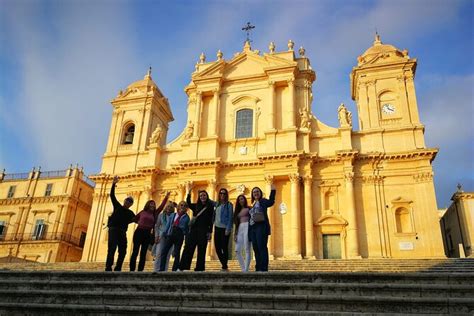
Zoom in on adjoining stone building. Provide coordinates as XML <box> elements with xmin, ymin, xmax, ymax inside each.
<box><xmin>0</xmin><ymin>166</ymin><xmax>94</xmax><ymax>262</ymax></box>
<box><xmin>440</xmin><ymin>185</ymin><xmax>473</xmax><ymax>258</ymax></box>
<box><xmin>82</xmin><ymin>34</ymin><xmax>445</xmax><ymax>262</ymax></box>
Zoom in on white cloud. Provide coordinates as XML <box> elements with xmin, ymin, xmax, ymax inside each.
<box><xmin>4</xmin><ymin>2</ymin><xmax>141</xmax><ymax>173</ymax></box>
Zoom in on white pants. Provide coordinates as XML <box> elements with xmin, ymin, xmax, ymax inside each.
<box><xmin>235</xmin><ymin>222</ymin><xmax>251</xmax><ymax>272</ymax></box>
<box><xmin>153</xmin><ymin>240</ymin><xmax>173</xmax><ymax>272</ymax></box>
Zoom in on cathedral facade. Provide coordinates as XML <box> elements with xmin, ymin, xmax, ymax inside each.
<box><xmin>81</xmin><ymin>35</ymin><xmax>444</xmax><ymax>262</ymax></box>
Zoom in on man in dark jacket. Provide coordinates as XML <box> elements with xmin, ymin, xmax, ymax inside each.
<box><xmin>105</xmin><ymin>176</ymin><xmax>136</xmax><ymax>271</ymax></box>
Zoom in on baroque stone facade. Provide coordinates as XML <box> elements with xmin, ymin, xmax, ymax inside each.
<box><xmin>82</xmin><ymin>35</ymin><xmax>445</xmax><ymax>262</ymax></box>
<box><xmin>0</xmin><ymin>166</ymin><xmax>94</xmax><ymax>262</ymax></box>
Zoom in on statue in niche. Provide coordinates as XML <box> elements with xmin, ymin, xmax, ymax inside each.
<box><xmin>184</xmin><ymin>121</ymin><xmax>194</xmax><ymax>139</ymax></box>
<box><xmin>149</xmin><ymin>123</ymin><xmax>163</xmax><ymax>144</ymax></box>
<box><xmin>299</xmin><ymin>107</ymin><xmax>311</xmax><ymax>129</ymax></box>
<box><xmin>338</xmin><ymin>103</ymin><xmax>352</xmax><ymax>127</ymax></box>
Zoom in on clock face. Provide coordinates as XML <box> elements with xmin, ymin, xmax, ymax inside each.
<box><xmin>382</xmin><ymin>103</ymin><xmax>396</xmax><ymax>115</ymax></box>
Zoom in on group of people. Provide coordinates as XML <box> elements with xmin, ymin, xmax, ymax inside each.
<box><xmin>105</xmin><ymin>175</ymin><xmax>276</xmax><ymax>272</ymax></box>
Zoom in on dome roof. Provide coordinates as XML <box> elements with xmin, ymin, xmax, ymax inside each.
<box><xmin>127</xmin><ymin>67</ymin><xmax>158</xmax><ymax>90</ymax></box>
<box><xmin>357</xmin><ymin>34</ymin><xmax>408</xmax><ymax>66</ymax></box>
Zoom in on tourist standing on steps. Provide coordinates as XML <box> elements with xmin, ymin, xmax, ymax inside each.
<box><xmin>105</xmin><ymin>176</ymin><xmax>136</xmax><ymax>272</ymax></box>
<box><xmin>234</xmin><ymin>194</ymin><xmax>251</xmax><ymax>272</ymax></box>
<box><xmin>153</xmin><ymin>202</ymin><xmax>176</xmax><ymax>272</ymax></box>
<box><xmin>160</xmin><ymin>201</ymin><xmax>190</xmax><ymax>271</ymax></box>
<box><xmin>249</xmin><ymin>185</ymin><xmax>276</xmax><ymax>272</ymax></box>
<box><xmin>179</xmin><ymin>188</ymin><xmax>215</xmax><ymax>271</ymax></box>
<box><xmin>214</xmin><ymin>188</ymin><xmax>233</xmax><ymax>271</ymax></box>
<box><xmin>130</xmin><ymin>192</ymin><xmax>170</xmax><ymax>271</ymax></box>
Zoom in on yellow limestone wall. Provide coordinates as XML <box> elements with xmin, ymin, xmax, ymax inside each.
<box><xmin>82</xmin><ymin>36</ymin><xmax>445</xmax><ymax>262</ymax></box>
<box><xmin>0</xmin><ymin>167</ymin><xmax>93</xmax><ymax>262</ymax></box>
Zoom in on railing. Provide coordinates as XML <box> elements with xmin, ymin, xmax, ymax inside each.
<box><xmin>3</xmin><ymin>173</ymin><xmax>30</xmax><ymax>181</ymax></box>
<box><xmin>0</xmin><ymin>233</ymin><xmax>85</xmax><ymax>248</ymax></box>
<box><xmin>39</xmin><ymin>170</ymin><xmax>68</xmax><ymax>179</ymax></box>
<box><xmin>82</xmin><ymin>175</ymin><xmax>96</xmax><ymax>188</ymax></box>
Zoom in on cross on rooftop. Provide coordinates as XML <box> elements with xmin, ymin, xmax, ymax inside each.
<box><xmin>241</xmin><ymin>22</ymin><xmax>255</xmax><ymax>43</ymax></box>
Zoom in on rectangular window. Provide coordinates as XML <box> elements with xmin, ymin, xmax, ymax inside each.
<box><xmin>45</xmin><ymin>183</ymin><xmax>53</xmax><ymax>197</ymax></box>
<box><xmin>7</xmin><ymin>186</ymin><xmax>16</xmax><ymax>199</ymax></box>
<box><xmin>235</xmin><ymin>109</ymin><xmax>253</xmax><ymax>139</ymax></box>
<box><xmin>0</xmin><ymin>221</ymin><xmax>6</xmax><ymax>240</ymax></box>
<box><xmin>79</xmin><ymin>232</ymin><xmax>87</xmax><ymax>248</ymax></box>
<box><xmin>32</xmin><ymin>219</ymin><xmax>46</xmax><ymax>240</ymax></box>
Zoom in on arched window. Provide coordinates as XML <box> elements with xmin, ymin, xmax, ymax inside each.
<box><xmin>395</xmin><ymin>207</ymin><xmax>412</xmax><ymax>233</ymax></box>
<box><xmin>123</xmin><ymin>124</ymin><xmax>135</xmax><ymax>144</ymax></box>
<box><xmin>235</xmin><ymin>109</ymin><xmax>253</xmax><ymax>139</ymax></box>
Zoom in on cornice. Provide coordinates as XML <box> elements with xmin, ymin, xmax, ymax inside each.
<box><xmin>257</xmin><ymin>150</ymin><xmax>304</xmax><ymax>161</ymax></box>
<box><xmin>171</xmin><ymin>158</ymin><xmax>222</xmax><ymax>170</ymax></box>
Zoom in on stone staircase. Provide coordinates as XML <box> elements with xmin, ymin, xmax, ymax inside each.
<box><xmin>0</xmin><ymin>259</ymin><xmax>473</xmax><ymax>315</ymax></box>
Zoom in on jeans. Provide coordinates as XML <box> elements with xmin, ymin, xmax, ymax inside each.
<box><xmin>235</xmin><ymin>222</ymin><xmax>251</xmax><ymax>272</ymax></box>
<box><xmin>249</xmin><ymin>222</ymin><xmax>269</xmax><ymax>271</ymax></box>
<box><xmin>105</xmin><ymin>227</ymin><xmax>127</xmax><ymax>271</ymax></box>
<box><xmin>214</xmin><ymin>227</ymin><xmax>230</xmax><ymax>269</ymax></box>
<box><xmin>179</xmin><ymin>227</ymin><xmax>209</xmax><ymax>271</ymax></box>
<box><xmin>160</xmin><ymin>227</ymin><xmax>184</xmax><ymax>271</ymax></box>
<box><xmin>130</xmin><ymin>227</ymin><xmax>152</xmax><ymax>271</ymax></box>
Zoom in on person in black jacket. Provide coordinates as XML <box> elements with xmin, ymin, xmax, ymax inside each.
<box><xmin>105</xmin><ymin>176</ymin><xmax>136</xmax><ymax>271</ymax></box>
<box><xmin>178</xmin><ymin>187</ymin><xmax>215</xmax><ymax>271</ymax></box>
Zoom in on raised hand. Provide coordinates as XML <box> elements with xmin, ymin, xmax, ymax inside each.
<box><xmin>112</xmin><ymin>176</ymin><xmax>119</xmax><ymax>184</ymax></box>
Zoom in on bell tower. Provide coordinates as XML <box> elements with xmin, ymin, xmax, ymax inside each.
<box><xmin>101</xmin><ymin>68</ymin><xmax>174</xmax><ymax>174</ymax></box>
<box><xmin>351</xmin><ymin>34</ymin><xmax>423</xmax><ymax>134</ymax></box>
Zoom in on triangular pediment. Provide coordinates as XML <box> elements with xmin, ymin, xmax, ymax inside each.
<box><xmin>194</xmin><ymin>52</ymin><xmax>296</xmax><ymax>80</ymax></box>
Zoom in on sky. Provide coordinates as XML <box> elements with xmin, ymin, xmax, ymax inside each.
<box><xmin>0</xmin><ymin>0</ymin><xmax>472</xmax><ymax>207</ymax></box>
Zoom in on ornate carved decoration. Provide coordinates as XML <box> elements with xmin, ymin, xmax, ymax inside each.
<box><xmin>289</xmin><ymin>173</ymin><xmax>301</xmax><ymax>183</ymax></box>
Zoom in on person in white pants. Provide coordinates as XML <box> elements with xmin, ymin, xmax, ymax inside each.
<box><xmin>234</xmin><ymin>194</ymin><xmax>251</xmax><ymax>272</ymax></box>
<box><xmin>153</xmin><ymin>202</ymin><xmax>175</xmax><ymax>272</ymax></box>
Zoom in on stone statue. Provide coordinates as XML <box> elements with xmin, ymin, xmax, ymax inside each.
<box><xmin>299</xmin><ymin>107</ymin><xmax>311</xmax><ymax>129</ymax></box>
<box><xmin>149</xmin><ymin>123</ymin><xmax>163</xmax><ymax>144</ymax></box>
<box><xmin>184</xmin><ymin>121</ymin><xmax>194</xmax><ymax>139</ymax></box>
<box><xmin>338</xmin><ymin>103</ymin><xmax>352</xmax><ymax>127</ymax></box>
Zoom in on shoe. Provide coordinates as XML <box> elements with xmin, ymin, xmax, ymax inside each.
<box><xmin>220</xmin><ymin>268</ymin><xmax>229</xmax><ymax>272</ymax></box>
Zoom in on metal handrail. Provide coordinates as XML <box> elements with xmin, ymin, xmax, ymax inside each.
<box><xmin>3</xmin><ymin>173</ymin><xmax>30</xmax><ymax>181</ymax></box>
<box><xmin>39</xmin><ymin>170</ymin><xmax>68</xmax><ymax>179</ymax></box>
<box><xmin>0</xmin><ymin>233</ymin><xmax>85</xmax><ymax>248</ymax></box>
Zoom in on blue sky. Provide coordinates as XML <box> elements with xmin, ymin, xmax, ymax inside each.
<box><xmin>0</xmin><ymin>0</ymin><xmax>472</xmax><ymax>207</ymax></box>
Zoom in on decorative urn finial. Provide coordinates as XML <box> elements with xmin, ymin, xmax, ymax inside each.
<box><xmin>288</xmin><ymin>40</ymin><xmax>294</xmax><ymax>51</ymax></box>
<box><xmin>199</xmin><ymin>52</ymin><xmax>206</xmax><ymax>64</ymax></box>
<box><xmin>269</xmin><ymin>42</ymin><xmax>275</xmax><ymax>54</ymax></box>
<box><xmin>298</xmin><ymin>46</ymin><xmax>306</xmax><ymax>57</ymax></box>
<box><xmin>217</xmin><ymin>49</ymin><xmax>223</xmax><ymax>61</ymax></box>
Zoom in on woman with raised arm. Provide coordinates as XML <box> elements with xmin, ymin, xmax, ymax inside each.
<box><xmin>248</xmin><ymin>184</ymin><xmax>276</xmax><ymax>272</ymax></box>
<box><xmin>153</xmin><ymin>201</ymin><xmax>176</xmax><ymax>272</ymax></box>
<box><xmin>160</xmin><ymin>201</ymin><xmax>190</xmax><ymax>271</ymax></box>
<box><xmin>234</xmin><ymin>194</ymin><xmax>251</xmax><ymax>272</ymax></box>
<box><xmin>178</xmin><ymin>187</ymin><xmax>215</xmax><ymax>271</ymax></box>
<box><xmin>130</xmin><ymin>191</ymin><xmax>170</xmax><ymax>271</ymax></box>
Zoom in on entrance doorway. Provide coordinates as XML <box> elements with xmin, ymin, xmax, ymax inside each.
<box><xmin>323</xmin><ymin>234</ymin><xmax>341</xmax><ymax>259</ymax></box>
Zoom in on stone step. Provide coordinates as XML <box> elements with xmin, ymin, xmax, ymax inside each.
<box><xmin>1</xmin><ymin>280</ymin><xmax>472</xmax><ymax>298</ymax></box>
<box><xmin>0</xmin><ymin>291</ymin><xmax>471</xmax><ymax>314</ymax></box>
<box><xmin>1</xmin><ymin>271</ymin><xmax>473</xmax><ymax>285</ymax></box>
<box><xmin>1</xmin><ymin>258</ymin><xmax>473</xmax><ymax>273</ymax></box>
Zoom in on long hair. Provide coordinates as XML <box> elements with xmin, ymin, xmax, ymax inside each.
<box><xmin>234</xmin><ymin>194</ymin><xmax>248</xmax><ymax>226</ymax></box>
<box><xmin>142</xmin><ymin>200</ymin><xmax>156</xmax><ymax>212</ymax></box>
<box><xmin>251</xmin><ymin>187</ymin><xmax>263</xmax><ymax>204</ymax></box>
<box><xmin>217</xmin><ymin>188</ymin><xmax>229</xmax><ymax>205</ymax></box>
<box><xmin>196</xmin><ymin>190</ymin><xmax>210</xmax><ymax>206</ymax></box>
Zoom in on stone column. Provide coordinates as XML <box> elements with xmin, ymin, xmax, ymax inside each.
<box><xmin>13</xmin><ymin>207</ymin><xmax>25</xmax><ymax>239</ymax></box>
<box><xmin>52</xmin><ymin>205</ymin><xmax>65</xmax><ymax>238</ymax></box>
<box><xmin>367</xmin><ymin>80</ymin><xmax>378</xmax><ymax>128</ymax></box>
<box><xmin>344</xmin><ymin>168</ymin><xmax>360</xmax><ymax>258</ymax></box>
<box><xmin>357</xmin><ymin>82</ymin><xmax>369</xmax><ymax>130</ymax></box>
<box><xmin>207</xmin><ymin>179</ymin><xmax>217</xmax><ymax>260</ymax></box>
<box><xmin>287</xmin><ymin>79</ymin><xmax>296</xmax><ymax>128</ymax></box>
<box><xmin>264</xmin><ymin>175</ymin><xmax>274</xmax><ymax>259</ymax></box>
<box><xmin>304</xmin><ymin>175</ymin><xmax>315</xmax><ymax>258</ymax></box>
<box><xmin>289</xmin><ymin>173</ymin><xmax>301</xmax><ymax>257</ymax></box>
<box><xmin>405</xmin><ymin>74</ymin><xmax>421</xmax><ymax>123</ymax></box>
<box><xmin>212</xmin><ymin>89</ymin><xmax>220</xmax><ymax>136</ymax></box>
<box><xmin>268</xmin><ymin>81</ymin><xmax>275</xmax><ymax>130</ymax></box>
<box><xmin>193</xmin><ymin>92</ymin><xmax>202</xmax><ymax>138</ymax></box>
